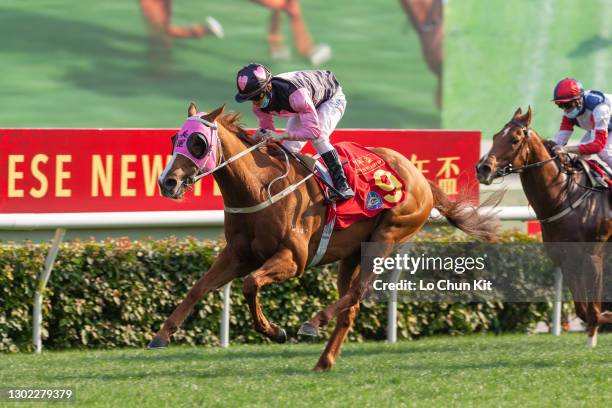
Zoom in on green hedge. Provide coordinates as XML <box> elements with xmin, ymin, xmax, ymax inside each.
<box><xmin>1</xmin><ymin>230</ymin><xmax>556</xmax><ymax>353</ymax></box>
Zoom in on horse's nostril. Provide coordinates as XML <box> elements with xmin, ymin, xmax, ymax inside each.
<box><xmin>164</xmin><ymin>178</ymin><xmax>177</xmax><ymax>190</ymax></box>
<box><xmin>478</xmin><ymin>164</ymin><xmax>492</xmax><ymax>175</ymax></box>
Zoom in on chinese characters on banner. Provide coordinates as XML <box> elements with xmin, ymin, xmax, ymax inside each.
<box><xmin>0</xmin><ymin>128</ymin><xmax>480</xmax><ymax>213</ymax></box>
<box><xmin>330</xmin><ymin>129</ymin><xmax>479</xmax><ymax>200</ymax></box>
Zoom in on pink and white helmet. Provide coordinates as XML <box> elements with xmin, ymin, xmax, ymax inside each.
<box><xmin>235</xmin><ymin>63</ymin><xmax>272</xmax><ymax>102</ymax></box>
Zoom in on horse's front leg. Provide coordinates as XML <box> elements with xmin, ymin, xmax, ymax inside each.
<box><xmin>148</xmin><ymin>249</ymin><xmax>247</xmax><ymax>348</ymax></box>
<box><xmin>242</xmin><ymin>248</ymin><xmax>299</xmax><ymax>343</ymax></box>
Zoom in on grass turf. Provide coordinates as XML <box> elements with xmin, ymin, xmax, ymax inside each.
<box><xmin>0</xmin><ymin>0</ymin><xmax>438</xmax><ymax>129</ymax></box>
<box><xmin>1</xmin><ymin>333</ymin><xmax>611</xmax><ymax>407</ymax></box>
<box><xmin>444</xmin><ymin>0</ymin><xmax>612</xmax><ymax>139</ymax></box>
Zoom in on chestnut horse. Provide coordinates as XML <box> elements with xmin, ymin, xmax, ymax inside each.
<box><xmin>476</xmin><ymin>106</ymin><xmax>612</xmax><ymax>347</ymax></box>
<box><xmin>150</xmin><ymin>102</ymin><xmax>499</xmax><ymax>371</ymax></box>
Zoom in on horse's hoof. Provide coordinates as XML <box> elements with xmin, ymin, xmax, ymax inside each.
<box><xmin>273</xmin><ymin>327</ymin><xmax>287</xmax><ymax>344</ymax></box>
<box><xmin>313</xmin><ymin>360</ymin><xmax>334</xmax><ymax>372</ymax></box>
<box><xmin>147</xmin><ymin>336</ymin><xmax>169</xmax><ymax>349</ymax></box>
<box><xmin>298</xmin><ymin>322</ymin><xmax>319</xmax><ymax>337</ymax></box>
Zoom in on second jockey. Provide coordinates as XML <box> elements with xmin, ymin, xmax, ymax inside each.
<box><xmin>552</xmin><ymin>78</ymin><xmax>612</xmax><ymax>173</ymax></box>
<box><xmin>234</xmin><ymin>63</ymin><xmax>354</xmax><ymax>202</ymax></box>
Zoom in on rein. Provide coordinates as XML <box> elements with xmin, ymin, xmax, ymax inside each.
<box><xmin>494</xmin><ymin>122</ymin><xmax>559</xmax><ymax>177</ymax></box>
<box><xmin>193</xmin><ymin>137</ymin><xmax>268</xmax><ymax>181</ymax></box>
<box><xmin>186</xmin><ymin>120</ymin><xmax>310</xmax><ymax>214</ymax></box>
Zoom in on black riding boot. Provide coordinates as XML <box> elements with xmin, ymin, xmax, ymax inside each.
<box><xmin>321</xmin><ymin>149</ymin><xmax>355</xmax><ymax>202</ymax></box>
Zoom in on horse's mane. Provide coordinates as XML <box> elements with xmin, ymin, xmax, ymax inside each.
<box><xmin>217</xmin><ymin>111</ymin><xmax>286</xmax><ymax>158</ymax></box>
<box><xmin>217</xmin><ymin>112</ymin><xmax>256</xmax><ymax>146</ymax></box>
<box><xmin>536</xmin><ymin>134</ymin><xmax>581</xmax><ymax>173</ymax></box>
<box><xmin>541</xmin><ymin>138</ymin><xmax>558</xmax><ymax>157</ymax></box>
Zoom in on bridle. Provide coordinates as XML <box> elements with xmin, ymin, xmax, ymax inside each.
<box><xmin>488</xmin><ymin>120</ymin><xmax>594</xmax><ymax>224</ymax></box>
<box><xmin>493</xmin><ymin>121</ymin><xmax>559</xmax><ymax>178</ymax></box>
<box><xmin>186</xmin><ymin>117</ymin><xmax>223</xmax><ymax>180</ymax></box>
<box><xmin>171</xmin><ymin>117</ymin><xmax>267</xmax><ymax>184</ymax></box>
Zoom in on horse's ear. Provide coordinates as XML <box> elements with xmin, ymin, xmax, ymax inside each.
<box><xmin>201</xmin><ymin>104</ymin><xmax>225</xmax><ymax>123</ymax></box>
<box><xmin>513</xmin><ymin>107</ymin><xmax>523</xmax><ymax>118</ymax></box>
<box><xmin>525</xmin><ymin>105</ymin><xmax>532</xmax><ymax>126</ymax></box>
<box><xmin>188</xmin><ymin>102</ymin><xmax>198</xmax><ymax>117</ymax></box>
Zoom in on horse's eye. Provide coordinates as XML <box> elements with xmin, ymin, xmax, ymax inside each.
<box><xmin>511</xmin><ymin>137</ymin><xmax>520</xmax><ymax>145</ymax></box>
<box><xmin>187</xmin><ymin>132</ymin><xmax>209</xmax><ymax>159</ymax></box>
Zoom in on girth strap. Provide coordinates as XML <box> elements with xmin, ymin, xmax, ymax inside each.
<box><xmin>539</xmin><ymin>189</ymin><xmax>593</xmax><ymax>224</ymax></box>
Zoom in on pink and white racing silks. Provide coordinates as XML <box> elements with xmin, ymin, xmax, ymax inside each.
<box><xmin>253</xmin><ymin>88</ymin><xmax>326</xmax><ymax>140</ymax></box>
<box><xmin>251</xmin><ymin>70</ymin><xmax>345</xmax><ymax>154</ymax></box>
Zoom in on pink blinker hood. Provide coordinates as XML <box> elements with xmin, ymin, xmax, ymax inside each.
<box><xmin>173</xmin><ymin>112</ymin><xmax>219</xmax><ymax>173</ymax></box>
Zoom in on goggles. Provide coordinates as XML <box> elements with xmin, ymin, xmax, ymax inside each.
<box><xmin>555</xmin><ymin>99</ymin><xmax>579</xmax><ymax>110</ymax></box>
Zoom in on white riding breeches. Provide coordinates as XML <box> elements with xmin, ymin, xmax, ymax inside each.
<box><xmin>282</xmin><ymin>88</ymin><xmax>346</xmax><ymax>155</ymax></box>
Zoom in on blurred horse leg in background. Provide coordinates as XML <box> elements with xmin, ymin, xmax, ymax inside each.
<box><xmin>399</xmin><ymin>0</ymin><xmax>443</xmax><ymax>107</ymax></box>
<box><xmin>267</xmin><ymin>9</ymin><xmax>291</xmax><ymax>60</ymax></box>
<box><xmin>252</xmin><ymin>0</ymin><xmax>331</xmax><ymax>65</ymax></box>
<box><xmin>139</xmin><ymin>0</ymin><xmax>223</xmax><ymax>75</ymax></box>
<box><xmin>140</xmin><ymin>0</ymin><xmax>223</xmax><ymax>39</ymax></box>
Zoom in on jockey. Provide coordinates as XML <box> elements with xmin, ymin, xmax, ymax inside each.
<box><xmin>234</xmin><ymin>63</ymin><xmax>355</xmax><ymax>201</ymax></box>
<box><xmin>552</xmin><ymin>78</ymin><xmax>612</xmax><ymax>173</ymax></box>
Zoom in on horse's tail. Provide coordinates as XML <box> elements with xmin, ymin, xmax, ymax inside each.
<box><xmin>428</xmin><ymin>180</ymin><xmax>503</xmax><ymax>242</ymax></box>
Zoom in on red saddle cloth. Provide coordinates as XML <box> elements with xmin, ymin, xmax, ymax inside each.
<box><xmin>319</xmin><ymin>142</ymin><xmax>407</xmax><ymax>230</ymax></box>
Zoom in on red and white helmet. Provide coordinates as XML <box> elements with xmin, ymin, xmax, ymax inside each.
<box><xmin>552</xmin><ymin>78</ymin><xmax>584</xmax><ymax>103</ymax></box>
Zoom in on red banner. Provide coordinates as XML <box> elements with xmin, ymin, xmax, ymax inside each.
<box><xmin>0</xmin><ymin>129</ymin><xmax>480</xmax><ymax>213</ymax></box>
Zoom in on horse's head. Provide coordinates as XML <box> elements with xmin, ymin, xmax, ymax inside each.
<box><xmin>158</xmin><ymin>102</ymin><xmax>225</xmax><ymax>199</ymax></box>
<box><xmin>476</xmin><ymin>106</ymin><xmax>534</xmax><ymax>185</ymax></box>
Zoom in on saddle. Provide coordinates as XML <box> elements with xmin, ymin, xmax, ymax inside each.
<box><xmin>574</xmin><ymin>159</ymin><xmax>612</xmax><ymax>190</ymax></box>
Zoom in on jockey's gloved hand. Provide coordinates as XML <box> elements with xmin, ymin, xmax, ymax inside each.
<box><xmin>252</xmin><ymin>128</ymin><xmax>270</xmax><ymax>141</ymax></box>
<box><xmin>264</xmin><ymin>132</ymin><xmax>287</xmax><ymax>143</ymax></box>
<box><xmin>552</xmin><ymin>144</ymin><xmax>573</xmax><ymax>168</ymax></box>
<box><xmin>564</xmin><ymin>145</ymin><xmax>581</xmax><ymax>155</ymax></box>
<box><xmin>551</xmin><ymin>145</ymin><xmax>567</xmax><ymax>157</ymax></box>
